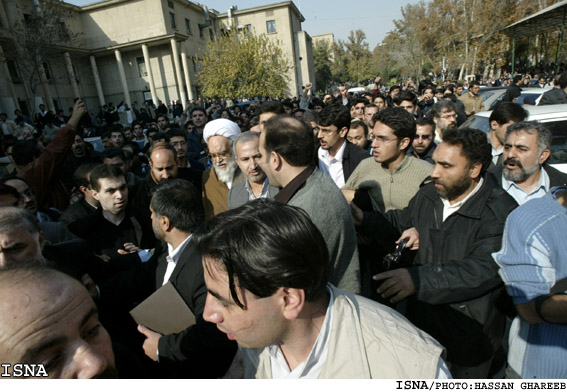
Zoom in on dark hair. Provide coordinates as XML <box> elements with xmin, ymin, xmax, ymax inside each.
<box><xmin>263</xmin><ymin>115</ymin><xmax>314</xmax><ymax>167</ymax></box>
<box><xmin>190</xmin><ymin>107</ymin><xmax>207</xmax><ymax>117</ymax></box>
<box><xmin>109</xmin><ymin>125</ymin><xmax>124</xmax><ymax>135</ymax></box>
<box><xmin>416</xmin><ymin>117</ymin><xmax>435</xmax><ymax>128</ymax></box>
<box><xmin>513</xmin><ymin>75</ymin><xmax>523</xmax><ymax>84</ymax></box>
<box><xmin>89</xmin><ymin>164</ymin><xmax>125</xmax><ymax>192</ymax></box>
<box><xmin>167</xmin><ymin>128</ymin><xmax>186</xmax><ymax>139</ymax></box>
<box><xmin>0</xmin><ymin>183</ymin><xmax>21</xmax><ymax>205</ymax></box>
<box><xmin>430</xmin><ymin>100</ymin><xmax>456</xmax><ymax>118</ymax></box>
<box><xmin>317</xmin><ymin>104</ymin><xmax>351</xmax><ymax>131</ymax></box>
<box><xmin>349</xmin><ymin>120</ymin><xmax>368</xmax><ymax>136</ymax></box>
<box><xmin>557</xmin><ymin>72</ymin><xmax>567</xmax><ymax>89</ymax></box>
<box><xmin>489</xmin><ymin>102</ymin><xmax>528</xmax><ymax>125</ymax></box>
<box><xmin>156</xmin><ymin>114</ymin><xmax>169</xmax><ymax>123</ymax></box>
<box><xmin>101</xmin><ymin>147</ymin><xmax>126</xmax><ymax>163</ymax></box>
<box><xmin>394</xmin><ymin>91</ymin><xmax>418</xmax><ymax>106</ymax></box>
<box><xmin>11</xmin><ymin>139</ymin><xmax>42</xmax><ymax>166</ymax></box>
<box><xmin>373</xmin><ymin>107</ymin><xmax>416</xmax><ymax>142</ymax></box>
<box><xmin>351</xmin><ymin>97</ymin><xmax>369</xmax><ymax>108</ymax></box>
<box><xmin>442</xmin><ymin>128</ymin><xmax>492</xmax><ymax>175</ymax></box>
<box><xmin>469</xmin><ymin>81</ymin><xmax>480</xmax><ymax>88</ymax></box>
<box><xmin>150</xmin><ymin>179</ymin><xmax>204</xmax><ymax>233</ymax></box>
<box><xmin>193</xmin><ymin>199</ymin><xmax>329</xmax><ymax>309</ymax></box>
<box><xmin>73</xmin><ymin>163</ymin><xmax>101</xmax><ymax>189</ymax></box>
<box><xmin>259</xmin><ymin>101</ymin><xmax>285</xmax><ymax>116</ymax></box>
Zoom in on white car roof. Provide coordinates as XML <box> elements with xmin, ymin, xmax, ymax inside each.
<box><xmin>473</xmin><ymin>104</ymin><xmax>567</xmax><ymax>119</ymax></box>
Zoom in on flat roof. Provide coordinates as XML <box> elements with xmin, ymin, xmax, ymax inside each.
<box><xmin>503</xmin><ymin>0</ymin><xmax>567</xmax><ymax>38</ymax></box>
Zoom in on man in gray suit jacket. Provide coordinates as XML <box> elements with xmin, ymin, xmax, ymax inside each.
<box><xmin>228</xmin><ymin>131</ymin><xmax>278</xmax><ymax>209</ymax></box>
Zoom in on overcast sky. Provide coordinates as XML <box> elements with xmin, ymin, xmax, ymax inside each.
<box><xmin>65</xmin><ymin>0</ymin><xmax>418</xmax><ymax>50</ymax></box>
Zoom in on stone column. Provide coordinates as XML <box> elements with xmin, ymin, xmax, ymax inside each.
<box><xmin>64</xmin><ymin>52</ymin><xmax>81</xmax><ymax>98</ymax></box>
<box><xmin>141</xmin><ymin>44</ymin><xmax>158</xmax><ymax>106</ymax></box>
<box><xmin>180</xmin><ymin>48</ymin><xmax>194</xmax><ymax>101</ymax></box>
<box><xmin>114</xmin><ymin>49</ymin><xmax>131</xmax><ymax>107</ymax></box>
<box><xmin>0</xmin><ymin>44</ymin><xmax>20</xmax><ymax>111</ymax></box>
<box><xmin>38</xmin><ymin>63</ymin><xmax>55</xmax><ymax>112</ymax></box>
<box><xmin>170</xmin><ymin>38</ymin><xmax>186</xmax><ymax>108</ymax></box>
<box><xmin>90</xmin><ymin>56</ymin><xmax>105</xmax><ymax>106</ymax></box>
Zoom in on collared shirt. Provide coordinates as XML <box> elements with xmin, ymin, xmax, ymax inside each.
<box><xmin>491</xmin><ymin>146</ymin><xmax>503</xmax><ymax>165</ymax></box>
<box><xmin>245</xmin><ymin>178</ymin><xmax>271</xmax><ymax>201</ymax></box>
<box><xmin>274</xmin><ymin>166</ymin><xmax>315</xmax><ymax>204</ymax></box>
<box><xmin>162</xmin><ymin>234</ymin><xmax>192</xmax><ymax>285</ymax></box>
<box><xmin>502</xmin><ymin>168</ymin><xmax>550</xmax><ymax>206</ymax></box>
<box><xmin>268</xmin><ymin>286</ymin><xmax>335</xmax><ymax>379</ymax></box>
<box><xmin>440</xmin><ymin>178</ymin><xmax>484</xmax><ymax>221</ymax></box>
<box><xmin>318</xmin><ymin>141</ymin><xmax>346</xmax><ymax>188</ymax></box>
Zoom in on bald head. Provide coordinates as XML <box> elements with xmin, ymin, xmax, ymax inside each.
<box><xmin>149</xmin><ymin>142</ymin><xmax>179</xmax><ymax>184</ymax></box>
<box><xmin>0</xmin><ymin>268</ymin><xmax>117</xmax><ymax>378</ymax></box>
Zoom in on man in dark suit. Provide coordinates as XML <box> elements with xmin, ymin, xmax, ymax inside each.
<box><xmin>316</xmin><ymin>104</ymin><xmax>369</xmax><ymax>188</ymax></box>
<box><xmin>98</xmin><ymin>179</ymin><xmax>237</xmax><ymax>378</ymax></box>
<box><xmin>228</xmin><ymin>131</ymin><xmax>279</xmax><ymax>209</ymax></box>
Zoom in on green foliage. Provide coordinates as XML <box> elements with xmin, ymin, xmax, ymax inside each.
<box><xmin>313</xmin><ymin>41</ymin><xmax>332</xmax><ymax>90</ymax></box>
<box><xmin>198</xmin><ymin>30</ymin><xmax>291</xmax><ymax>98</ymax></box>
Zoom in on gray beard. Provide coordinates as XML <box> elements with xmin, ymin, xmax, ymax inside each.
<box><xmin>503</xmin><ymin>161</ymin><xmax>540</xmax><ymax>183</ymax></box>
<box><xmin>214</xmin><ymin>159</ymin><xmax>238</xmax><ymax>183</ymax></box>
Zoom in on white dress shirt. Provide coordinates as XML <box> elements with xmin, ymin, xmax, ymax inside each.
<box><xmin>162</xmin><ymin>234</ymin><xmax>192</xmax><ymax>285</ymax></box>
<box><xmin>318</xmin><ymin>141</ymin><xmax>347</xmax><ymax>188</ymax></box>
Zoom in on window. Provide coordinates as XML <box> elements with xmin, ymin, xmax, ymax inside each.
<box><xmin>167</xmin><ymin>1</ymin><xmax>174</xmax><ymax>9</ymax></box>
<box><xmin>136</xmin><ymin>57</ymin><xmax>147</xmax><ymax>77</ymax></box>
<box><xmin>6</xmin><ymin>59</ymin><xmax>21</xmax><ymax>83</ymax></box>
<box><xmin>23</xmin><ymin>13</ymin><xmax>31</xmax><ymax>24</ymax></box>
<box><xmin>245</xmin><ymin>24</ymin><xmax>252</xmax><ymax>33</ymax></box>
<box><xmin>43</xmin><ymin>62</ymin><xmax>52</xmax><ymax>81</ymax></box>
<box><xmin>209</xmin><ymin>28</ymin><xmax>214</xmax><ymax>41</ymax></box>
<box><xmin>170</xmin><ymin>12</ymin><xmax>176</xmax><ymax>29</ymax></box>
<box><xmin>266</xmin><ymin>20</ymin><xmax>276</xmax><ymax>34</ymax></box>
<box><xmin>185</xmin><ymin>18</ymin><xmax>192</xmax><ymax>35</ymax></box>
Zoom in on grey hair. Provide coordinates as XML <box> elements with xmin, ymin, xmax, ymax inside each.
<box><xmin>506</xmin><ymin>121</ymin><xmax>552</xmax><ymax>156</ymax></box>
<box><xmin>0</xmin><ymin>207</ymin><xmax>40</xmax><ymax>234</ymax></box>
<box><xmin>430</xmin><ymin>100</ymin><xmax>456</xmax><ymax>118</ymax></box>
<box><xmin>234</xmin><ymin>131</ymin><xmax>260</xmax><ymax>158</ymax></box>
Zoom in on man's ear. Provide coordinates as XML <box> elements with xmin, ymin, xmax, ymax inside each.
<box><xmin>469</xmin><ymin>162</ymin><xmax>482</xmax><ymax>179</ymax></box>
<box><xmin>271</xmin><ymin>151</ymin><xmax>283</xmax><ymax>171</ymax></box>
<box><xmin>490</xmin><ymin>120</ymin><xmax>499</xmax><ymax>131</ymax></box>
<box><xmin>91</xmin><ymin>189</ymin><xmax>100</xmax><ymax>202</ymax></box>
<box><xmin>339</xmin><ymin>126</ymin><xmax>349</xmax><ymax>138</ymax></box>
<box><xmin>161</xmin><ymin>215</ymin><xmax>172</xmax><ymax>232</ymax></box>
<box><xmin>539</xmin><ymin>148</ymin><xmax>550</xmax><ymax>165</ymax></box>
<box><xmin>280</xmin><ymin>287</ymin><xmax>305</xmax><ymax>320</ymax></box>
<box><xmin>399</xmin><ymin>137</ymin><xmax>411</xmax><ymax>151</ymax></box>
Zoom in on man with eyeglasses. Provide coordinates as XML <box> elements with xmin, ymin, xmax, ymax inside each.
<box><xmin>168</xmin><ymin>129</ymin><xmax>191</xmax><ymax>168</ymax></box>
<box><xmin>458</xmin><ymin>80</ymin><xmax>483</xmax><ymax>117</ymax></box>
<box><xmin>201</xmin><ymin>119</ymin><xmax>245</xmax><ymax>219</ymax></box>
<box><xmin>342</xmin><ymin>107</ymin><xmax>432</xmax><ymax>212</ymax></box>
<box><xmin>407</xmin><ymin>118</ymin><xmax>436</xmax><ymax>164</ymax></box>
<box><xmin>431</xmin><ymin>100</ymin><xmax>458</xmax><ymax>144</ymax></box>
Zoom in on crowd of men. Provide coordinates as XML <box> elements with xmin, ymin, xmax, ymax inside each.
<box><xmin>0</xmin><ymin>70</ymin><xmax>566</xmax><ymax>380</ymax></box>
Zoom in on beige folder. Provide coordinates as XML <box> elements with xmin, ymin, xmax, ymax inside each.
<box><xmin>129</xmin><ymin>281</ymin><xmax>196</xmax><ymax>335</ymax></box>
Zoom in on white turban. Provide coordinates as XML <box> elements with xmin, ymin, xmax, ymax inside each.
<box><xmin>203</xmin><ymin>118</ymin><xmax>241</xmax><ymax>145</ymax></box>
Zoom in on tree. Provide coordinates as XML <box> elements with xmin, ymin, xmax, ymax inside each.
<box><xmin>198</xmin><ymin>29</ymin><xmax>291</xmax><ymax>98</ymax></box>
<box><xmin>313</xmin><ymin>41</ymin><xmax>333</xmax><ymax>90</ymax></box>
<box><xmin>8</xmin><ymin>0</ymin><xmax>81</xmax><ymax>105</ymax></box>
<box><xmin>343</xmin><ymin>30</ymin><xmax>375</xmax><ymax>85</ymax></box>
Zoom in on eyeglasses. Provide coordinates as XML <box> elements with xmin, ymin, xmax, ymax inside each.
<box><xmin>369</xmin><ymin>134</ymin><xmax>398</xmax><ymax>144</ymax></box>
<box><xmin>440</xmin><ymin>113</ymin><xmax>458</xmax><ymax>120</ymax></box>
<box><xmin>208</xmin><ymin>151</ymin><xmax>231</xmax><ymax>160</ymax></box>
<box><xmin>416</xmin><ymin>134</ymin><xmax>432</xmax><ymax>140</ymax></box>
<box><xmin>170</xmin><ymin>141</ymin><xmax>187</xmax><ymax>147</ymax></box>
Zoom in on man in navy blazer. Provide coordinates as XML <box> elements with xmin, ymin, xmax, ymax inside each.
<box><xmin>228</xmin><ymin>131</ymin><xmax>279</xmax><ymax>209</ymax></box>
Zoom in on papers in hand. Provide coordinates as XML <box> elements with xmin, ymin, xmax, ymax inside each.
<box><xmin>129</xmin><ymin>281</ymin><xmax>195</xmax><ymax>335</ymax></box>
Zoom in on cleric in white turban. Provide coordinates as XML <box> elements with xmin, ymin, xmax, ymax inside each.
<box><xmin>203</xmin><ymin>118</ymin><xmax>241</xmax><ymax>145</ymax></box>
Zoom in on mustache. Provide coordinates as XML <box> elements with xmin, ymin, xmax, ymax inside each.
<box><xmin>504</xmin><ymin>158</ymin><xmax>523</xmax><ymax>168</ymax></box>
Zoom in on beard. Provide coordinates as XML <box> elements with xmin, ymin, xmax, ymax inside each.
<box><xmin>503</xmin><ymin>158</ymin><xmax>540</xmax><ymax>183</ymax></box>
<box><xmin>434</xmin><ymin>173</ymin><xmax>473</xmax><ymax>201</ymax></box>
<box><xmin>214</xmin><ymin>158</ymin><xmax>238</xmax><ymax>184</ymax></box>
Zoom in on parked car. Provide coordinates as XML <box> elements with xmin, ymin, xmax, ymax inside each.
<box><xmin>460</xmin><ymin>104</ymin><xmax>567</xmax><ymax>173</ymax></box>
<box><xmin>462</xmin><ymin>87</ymin><xmax>552</xmax><ymax>110</ymax></box>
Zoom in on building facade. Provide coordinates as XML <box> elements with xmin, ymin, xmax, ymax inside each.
<box><xmin>0</xmin><ymin>0</ymin><xmax>314</xmax><ymax>118</ymax></box>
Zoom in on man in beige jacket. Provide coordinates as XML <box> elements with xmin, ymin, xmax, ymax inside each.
<box><xmin>194</xmin><ymin>198</ymin><xmax>449</xmax><ymax>379</ymax></box>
